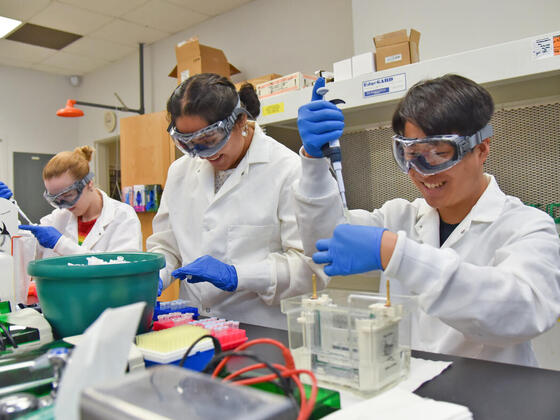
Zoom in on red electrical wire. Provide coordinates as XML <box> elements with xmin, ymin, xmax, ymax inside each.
<box><xmin>227</xmin><ymin>366</ymin><xmax>317</xmax><ymax>420</ymax></box>
<box><xmin>211</xmin><ymin>337</ymin><xmax>295</xmax><ymax>376</ymax></box>
<box><xmin>212</xmin><ymin>338</ymin><xmax>317</xmax><ymax>420</ymax></box>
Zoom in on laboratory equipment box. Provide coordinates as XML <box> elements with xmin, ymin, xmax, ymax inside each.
<box><xmin>122</xmin><ymin>186</ymin><xmax>133</xmax><ymax>207</ymax></box>
<box><xmin>132</xmin><ymin>184</ymin><xmax>145</xmax><ymax>212</ymax></box>
<box><xmin>255</xmin><ymin>72</ymin><xmax>317</xmax><ymax>99</ymax></box>
<box><xmin>144</xmin><ymin>184</ymin><xmax>162</xmax><ymax>212</ymax></box>
<box><xmin>80</xmin><ymin>365</ymin><xmax>297</xmax><ymax>420</ymax></box>
<box><xmin>281</xmin><ymin>289</ymin><xmax>412</xmax><ymax>396</ymax></box>
<box><xmin>373</xmin><ymin>28</ymin><xmax>420</xmax><ymax>71</ymax></box>
<box><xmin>234</xmin><ymin>73</ymin><xmax>283</xmax><ymax>91</ymax></box>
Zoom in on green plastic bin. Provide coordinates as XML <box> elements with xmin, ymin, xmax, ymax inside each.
<box><xmin>27</xmin><ymin>252</ymin><xmax>165</xmax><ymax>339</ymax></box>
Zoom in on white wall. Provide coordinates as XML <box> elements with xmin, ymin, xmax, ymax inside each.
<box><xmin>352</xmin><ymin>0</ymin><xmax>560</xmax><ymax>59</ymax></box>
<box><xmin>75</xmin><ymin>0</ymin><xmax>355</xmax><ymax>145</ymax></box>
<box><xmin>0</xmin><ymin>66</ymin><xmax>79</xmax><ymax>189</ymax></box>
<box><xmin>75</xmin><ymin>49</ymin><xmax>153</xmax><ymax>149</ymax></box>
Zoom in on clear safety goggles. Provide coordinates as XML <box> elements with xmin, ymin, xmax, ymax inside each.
<box><xmin>392</xmin><ymin>124</ymin><xmax>493</xmax><ymax>175</ymax></box>
<box><xmin>167</xmin><ymin>100</ymin><xmax>249</xmax><ymax>158</ymax></box>
<box><xmin>43</xmin><ymin>172</ymin><xmax>94</xmax><ymax>209</ymax></box>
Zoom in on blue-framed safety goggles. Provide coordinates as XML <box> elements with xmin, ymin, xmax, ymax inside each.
<box><xmin>43</xmin><ymin>172</ymin><xmax>94</xmax><ymax>209</ymax></box>
<box><xmin>167</xmin><ymin>100</ymin><xmax>250</xmax><ymax>158</ymax></box>
<box><xmin>392</xmin><ymin>124</ymin><xmax>493</xmax><ymax>175</ymax></box>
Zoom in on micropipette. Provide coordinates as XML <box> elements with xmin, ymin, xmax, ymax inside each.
<box><xmin>10</xmin><ymin>199</ymin><xmax>34</xmax><ymax>225</ymax></box>
<box><xmin>316</xmin><ymin>86</ymin><xmax>350</xmax><ymax>219</ymax></box>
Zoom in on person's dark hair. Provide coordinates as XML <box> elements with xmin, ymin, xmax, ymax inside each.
<box><xmin>392</xmin><ymin>74</ymin><xmax>494</xmax><ymax>137</ymax></box>
<box><xmin>167</xmin><ymin>73</ymin><xmax>260</xmax><ymax>127</ymax></box>
<box><xmin>238</xmin><ymin>82</ymin><xmax>260</xmax><ymax>119</ymax></box>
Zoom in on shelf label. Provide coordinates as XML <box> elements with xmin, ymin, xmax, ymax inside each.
<box><xmin>362</xmin><ymin>73</ymin><xmax>406</xmax><ymax>98</ymax></box>
<box><xmin>262</xmin><ymin>102</ymin><xmax>285</xmax><ymax>116</ymax></box>
<box><xmin>532</xmin><ymin>34</ymin><xmax>560</xmax><ymax>59</ymax></box>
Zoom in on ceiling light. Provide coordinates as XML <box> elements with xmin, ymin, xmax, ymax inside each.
<box><xmin>56</xmin><ymin>100</ymin><xmax>84</xmax><ymax>117</ymax></box>
<box><xmin>0</xmin><ymin>16</ymin><xmax>22</xmax><ymax>38</ymax></box>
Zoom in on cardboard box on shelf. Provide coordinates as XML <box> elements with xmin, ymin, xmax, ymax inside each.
<box><xmin>168</xmin><ymin>37</ymin><xmax>240</xmax><ymax>84</ymax></box>
<box><xmin>373</xmin><ymin>29</ymin><xmax>420</xmax><ymax>71</ymax></box>
<box><xmin>234</xmin><ymin>74</ymin><xmax>283</xmax><ymax>91</ymax></box>
<box><xmin>255</xmin><ymin>72</ymin><xmax>317</xmax><ymax>99</ymax></box>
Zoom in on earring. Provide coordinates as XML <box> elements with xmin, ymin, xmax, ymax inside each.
<box><xmin>241</xmin><ymin>125</ymin><xmax>248</xmax><ymax>137</ymax></box>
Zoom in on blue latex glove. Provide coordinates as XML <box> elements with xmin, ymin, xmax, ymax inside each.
<box><xmin>313</xmin><ymin>224</ymin><xmax>388</xmax><ymax>276</ymax></box>
<box><xmin>0</xmin><ymin>182</ymin><xmax>13</xmax><ymax>199</ymax></box>
<box><xmin>297</xmin><ymin>77</ymin><xmax>345</xmax><ymax>157</ymax></box>
<box><xmin>172</xmin><ymin>255</ymin><xmax>238</xmax><ymax>292</ymax></box>
<box><xmin>19</xmin><ymin>225</ymin><xmax>62</xmax><ymax>249</ymax></box>
<box><xmin>157</xmin><ymin>277</ymin><xmax>163</xmax><ymax>297</ymax></box>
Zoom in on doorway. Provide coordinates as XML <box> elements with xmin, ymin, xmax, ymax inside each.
<box><xmin>13</xmin><ymin>152</ymin><xmax>56</xmax><ymax>223</ymax></box>
<box><xmin>94</xmin><ymin>136</ymin><xmax>121</xmax><ymax>201</ymax></box>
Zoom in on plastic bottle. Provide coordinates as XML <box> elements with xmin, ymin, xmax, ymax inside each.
<box><xmin>0</xmin><ymin>251</ymin><xmax>15</xmax><ymax>310</ymax></box>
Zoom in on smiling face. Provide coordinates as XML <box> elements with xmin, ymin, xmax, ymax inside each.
<box><xmin>174</xmin><ymin>114</ymin><xmax>247</xmax><ymax>171</ymax></box>
<box><xmin>44</xmin><ymin>170</ymin><xmax>95</xmax><ymax>217</ymax></box>
<box><xmin>404</xmin><ymin>121</ymin><xmax>490</xmax><ymax>223</ymax></box>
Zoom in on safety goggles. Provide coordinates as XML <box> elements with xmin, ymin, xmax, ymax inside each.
<box><xmin>167</xmin><ymin>100</ymin><xmax>249</xmax><ymax>158</ymax></box>
<box><xmin>392</xmin><ymin>124</ymin><xmax>493</xmax><ymax>175</ymax></box>
<box><xmin>43</xmin><ymin>172</ymin><xmax>94</xmax><ymax>209</ymax></box>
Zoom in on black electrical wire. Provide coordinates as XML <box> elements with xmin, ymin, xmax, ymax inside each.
<box><xmin>0</xmin><ymin>323</ymin><xmax>17</xmax><ymax>349</ymax></box>
<box><xmin>177</xmin><ymin>335</ymin><xmax>299</xmax><ymax>414</ymax></box>
<box><xmin>204</xmin><ymin>350</ymin><xmax>300</xmax><ymax>415</ymax></box>
<box><xmin>178</xmin><ymin>334</ymin><xmax>222</xmax><ymax>368</ymax></box>
<box><xmin>203</xmin><ymin>350</ymin><xmax>293</xmax><ymax>397</ymax></box>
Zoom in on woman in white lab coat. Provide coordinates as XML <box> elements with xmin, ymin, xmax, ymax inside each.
<box><xmin>147</xmin><ymin>73</ymin><xmax>324</xmax><ymax>329</ymax></box>
<box><xmin>294</xmin><ymin>74</ymin><xmax>560</xmax><ymax>366</ymax></box>
<box><xmin>14</xmin><ymin>146</ymin><xmax>142</xmax><ymax>258</ymax></box>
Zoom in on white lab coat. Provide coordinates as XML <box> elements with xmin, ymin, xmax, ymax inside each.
<box><xmin>294</xmin><ymin>153</ymin><xmax>560</xmax><ymax>366</ymax></box>
<box><xmin>34</xmin><ymin>189</ymin><xmax>142</xmax><ymax>259</ymax></box>
<box><xmin>147</xmin><ymin>124</ymin><xmax>326</xmax><ymax>329</ymax></box>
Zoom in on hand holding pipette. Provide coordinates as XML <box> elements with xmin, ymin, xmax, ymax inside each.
<box><xmin>297</xmin><ymin>78</ymin><xmax>349</xmax><ymax>219</ymax></box>
<box><xmin>0</xmin><ymin>181</ymin><xmax>34</xmax><ymax>224</ymax></box>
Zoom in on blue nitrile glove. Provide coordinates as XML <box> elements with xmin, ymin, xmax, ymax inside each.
<box><xmin>19</xmin><ymin>225</ymin><xmax>63</xmax><ymax>249</ymax></box>
<box><xmin>297</xmin><ymin>77</ymin><xmax>345</xmax><ymax>157</ymax></box>
<box><xmin>0</xmin><ymin>182</ymin><xmax>13</xmax><ymax>199</ymax></box>
<box><xmin>157</xmin><ymin>277</ymin><xmax>163</xmax><ymax>297</ymax></box>
<box><xmin>313</xmin><ymin>224</ymin><xmax>388</xmax><ymax>276</ymax></box>
<box><xmin>172</xmin><ymin>255</ymin><xmax>238</xmax><ymax>292</ymax></box>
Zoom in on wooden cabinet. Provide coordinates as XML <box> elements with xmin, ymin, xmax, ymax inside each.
<box><xmin>120</xmin><ymin>111</ymin><xmax>179</xmax><ymax>300</ymax></box>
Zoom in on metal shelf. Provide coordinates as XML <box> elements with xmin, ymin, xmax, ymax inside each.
<box><xmin>257</xmin><ymin>31</ymin><xmax>560</xmax><ymax>131</ymax></box>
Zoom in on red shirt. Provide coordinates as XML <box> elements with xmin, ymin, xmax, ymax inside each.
<box><xmin>77</xmin><ymin>217</ymin><xmax>97</xmax><ymax>245</ymax></box>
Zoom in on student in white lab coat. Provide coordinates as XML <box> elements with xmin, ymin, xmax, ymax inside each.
<box><xmin>0</xmin><ymin>146</ymin><xmax>142</xmax><ymax>258</ymax></box>
<box><xmin>294</xmin><ymin>74</ymin><xmax>560</xmax><ymax>366</ymax></box>
<box><xmin>147</xmin><ymin>73</ymin><xmax>325</xmax><ymax>329</ymax></box>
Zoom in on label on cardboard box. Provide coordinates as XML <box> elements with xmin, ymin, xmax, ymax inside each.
<box><xmin>180</xmin><ymin>69</ymin><xmax>190</xmax><ymax>82</ymax></box>
<box><xmin>385</xmin><ymin>53</ymin><xmax>403</xmax><ymax>64</ymax></box>
<box><xmin>362</xmin><ymin>73</ymin><xmax>406</xmax><ymax>98</ymax></box>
